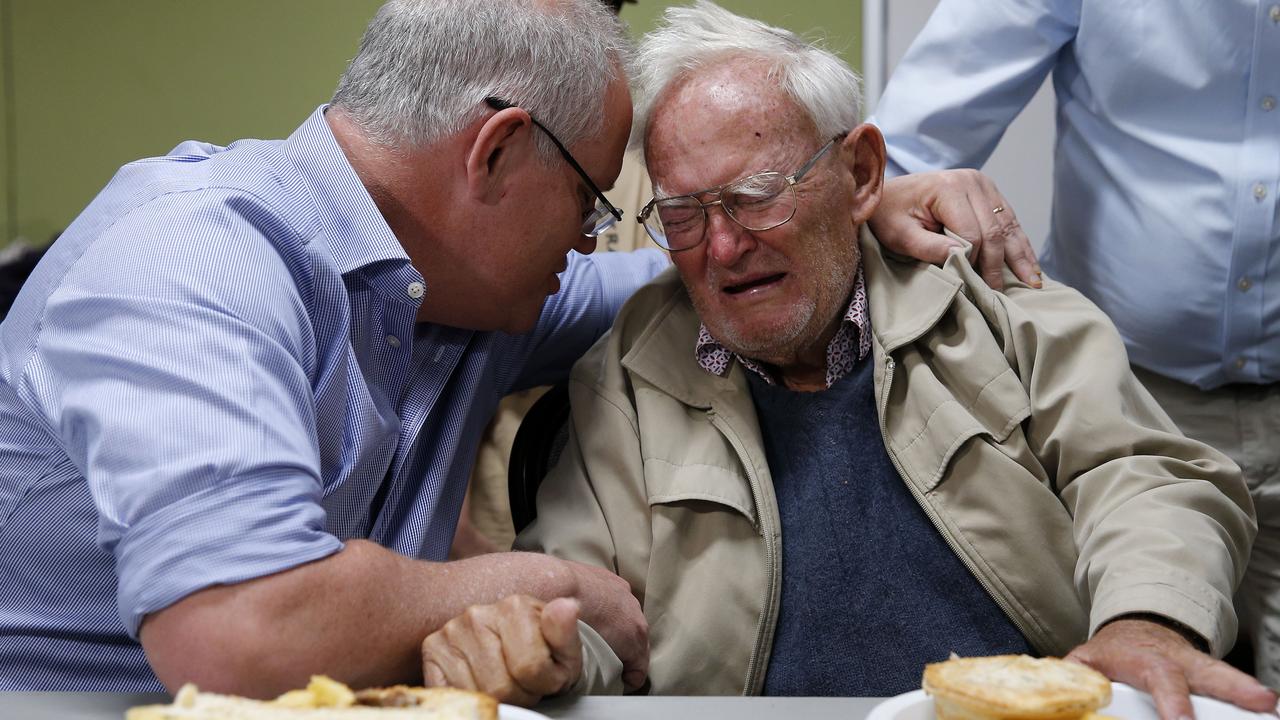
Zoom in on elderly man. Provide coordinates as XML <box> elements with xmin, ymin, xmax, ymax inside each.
<box><xmin>0</xmin><ymin>0</ymin><xmax>1032</xmax><ymax>698</ymax></box>
<box><xmin>405</xmin><ymin>3</ymin><xmax>1278</xmax><ymax>717</ymax></box>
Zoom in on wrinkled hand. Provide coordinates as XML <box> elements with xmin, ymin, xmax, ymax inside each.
<box><xmin>421</xmin><ymin>595</ymin><xmax>582</xmax><ymax>707</ymax></box>
<box><xmin>563</xmin><ymin>560</ymin><xmax>649</xmax><ymax>691</ymax></box>
<box><xmin>1066</xmin><ymin>618</ymin><xmax>1277</xmax><ymax>720</ymax></box>
<box><xmin>869</xmin><ymin>170</ymin><xmax>1041</xmax><ymax>290</ymax></box>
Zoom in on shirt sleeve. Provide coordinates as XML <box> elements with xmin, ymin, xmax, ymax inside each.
<box><xmin>30</xmin><ymin>194</ymin><xmax>343</xmax><ymax>638</ymax></box>
<box><xmin>498</xmin><ymin>248</ymin><xmax>670</xmax><ymax>393</ymax></box>
<box><xmin>871</xmin><ymin>0</ymin><xmax>1080</xmax><ymax>177</ymax></box>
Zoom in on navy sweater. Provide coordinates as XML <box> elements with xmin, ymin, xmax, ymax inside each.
<box><xmin>749</xmin><ymin>357</ymin><xmax>1033</xmax><ymax>696</ymax></box>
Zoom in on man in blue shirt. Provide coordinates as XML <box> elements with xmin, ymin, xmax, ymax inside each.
<box><xmin>872</xmin><ymin>0</ymin><xmax>1280</xmax><ymax>687</ymax></box>
<box><xmin>0</xmin><ymin>0</ymin><xmax>1039</xmax><ymax>697</ymax></box>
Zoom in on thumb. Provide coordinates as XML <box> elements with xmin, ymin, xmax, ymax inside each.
<box><xmin>877</xmin><ymin>222</ymin><xmax>963</xmax><ymax>266</ymax></box>
<box><xmin>541</xmin><ymin>597</ymin><xmax>583</xmax><ymax>669</ymax></box>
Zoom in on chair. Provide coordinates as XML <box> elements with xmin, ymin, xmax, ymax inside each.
<box><xmin>507</xmin><ymin>379</ymin><xmax>573</xmax><ymax>534</ymax></box>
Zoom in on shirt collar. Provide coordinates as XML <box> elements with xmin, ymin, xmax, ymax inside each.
<box><xmin>279</xmin><ymin>105</ymin><xmax>411</xmax><ymax>277</ymax></box>
<box><xmin>695</xmin><ymin>263</ymin><xmax>872</xmax><ymax>388</ymax></box>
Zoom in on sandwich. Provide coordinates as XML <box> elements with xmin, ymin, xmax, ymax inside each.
<box><xmin>127</xmin><ymin>675</ymin><xmax>498</xmax><ymax>720</ymax></box>
<box><xmin>922</xmin><ymin>655</ymin><xmax>1113</xmax><ymax>720</ymax></box>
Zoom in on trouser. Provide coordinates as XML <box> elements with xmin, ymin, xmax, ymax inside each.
<box><xmin>1134</xmin><ymin>366</ymin><xmax>1280</xmax><ymax>689</ymax></box>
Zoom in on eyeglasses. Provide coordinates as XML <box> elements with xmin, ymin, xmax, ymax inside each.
<box><xmin>485</xmin><ymin>97</ymin><xmax>623</xmax><ymax>238</ymax></box>
<box><xmin>637</xmin><ymin>133</ymin><xmax>848</xmax><ymax>252</ymax></box>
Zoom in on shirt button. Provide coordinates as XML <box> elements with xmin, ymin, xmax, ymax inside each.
<box><xmin>1254</xmin><ymin>183</ymin><xmax>1269</xmax><ymax>200</ymax></box>
<box><xmin>1239</xmin><ymin>277</ymin><xmax>1254</xmax><ymax>292</ymax></box>
<box><xmin>386</xmin><ymin>334</ymin><xmax>401</xmax><ymax>348</ymax></box>
<box><xmin>406</xmin><ymin>282</ymin><xmax>425</xmax><ymax>300</ymax></box>
<box><xmin>1263</xmin><ymin>96</ymin><xmax>1277</xmax><ymax>112</ymax></box>
<box><xmin>1236</xmin><ymin>357</ymin><xmax>1248</xmax><ymax>370</ymax></box>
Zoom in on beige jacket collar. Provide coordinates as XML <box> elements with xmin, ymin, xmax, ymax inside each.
<box><xmin>621</xmin><ymin>229</ymin><xmax>964</xmax><ymax>405</ymax></box>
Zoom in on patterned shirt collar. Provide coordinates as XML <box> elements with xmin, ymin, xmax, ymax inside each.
<box><xmin>695</xmin><ymin>264</ymin><xmax>872</xmax><ymax>388</ymax></box>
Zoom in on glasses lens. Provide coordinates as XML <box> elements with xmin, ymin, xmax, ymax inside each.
<box><xmin>652</xmin><ymin>197</ymin><xmax>705</xmax><ymax>251</ymax></box>
<box><xmin>722</xmin><ymin>173</ymin><xmax>794</xmax><ymax>231</ymax></box>
<box><xmin>581</xmin><ymin>200</ymin><xmax>619</xmax><ymax>238</ymax></box>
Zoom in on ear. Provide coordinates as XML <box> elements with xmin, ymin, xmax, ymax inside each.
<box><xmin>838</xmin><ymin>122</ymin><xmax>887</xmax><ymax>226</ymax></box>
<box><xmin>465</xmin><ymin>107</ymin><xmax>536</xmax><ymax>203</ymax></box>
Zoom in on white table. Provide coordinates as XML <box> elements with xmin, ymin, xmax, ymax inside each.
<box><xmin>1</xmin><ymin>693</ymin><xmax>886</xmax><ymax>720</ymax></box>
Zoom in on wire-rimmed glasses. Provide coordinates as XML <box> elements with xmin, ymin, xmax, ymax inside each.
<box><xmin>637</xmin><ymin>133</ymin><xmax>848</xmax><ymax>251</ymax></box>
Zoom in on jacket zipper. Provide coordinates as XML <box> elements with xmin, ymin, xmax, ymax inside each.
<box><xmin>709</xmin><ymin>409</ymin><xmax>777</xmax><ymax>695</ymax></box>
<box><xmin>875</xmin><ymin>355</ymin><xmax>1042</xmax><ymax>651</ymax></box>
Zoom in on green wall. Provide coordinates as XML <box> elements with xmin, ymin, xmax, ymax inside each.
<box><xmin>0</xmin><ymin>0</ymin><xmax>859</xmax><ymax>250</ymax></box>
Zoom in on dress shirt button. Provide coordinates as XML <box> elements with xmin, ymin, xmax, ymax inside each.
<box><xmin>386</xmin><ymin>334</ymin><xmax>401</xmax><ymax>348</ymax></box>
<box><xmin>1255</xmin><ymin>183</ymin><xmax>1269</xmax><ymax>200</ymax></box>
<box><xmin>1272</xmin><ymin>4</ymin><xmax>1280</xmax><ymax>22</ymax></box>
<box><xmin>1239</xmin><ymin>277</ymin><xmax>1254</xmax><ymax>292</ymax></box>
<box><xmin>1263</xmin><ymin>96</ymin><xmax>1278</xmax><ymax>112</ymax></box>
<box><xmin>406</xmin><ymin>282</ymin><xmax>425</xmax><ymax>300</ymax></box>
<box><xmin>1236</xmin><ymin>357</ymin><xmax>1248</xmax><ymax>370</ymax></box>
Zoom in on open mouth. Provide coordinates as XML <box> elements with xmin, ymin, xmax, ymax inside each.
<box><xmin>723</xmin><ymin>273</ymin><xmax>785</xmax><ymax>295</ymax></box>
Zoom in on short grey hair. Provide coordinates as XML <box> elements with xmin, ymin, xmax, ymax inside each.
<box><xmin>332</xmin><ymin>0</ymin><xmax>631</xmax><ymax>160</ymax></box>
<box><xmin>632</xmin><ymin>1</ymin><xmax>861</xmax><ymax>149</ymax></box>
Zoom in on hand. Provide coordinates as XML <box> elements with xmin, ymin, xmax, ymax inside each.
<box><xmin>421</xmin><ymin>595</ymin><xmax>582</xmax><ymax>706</ymax></box>
<box><xmin>564</xmin><ymin>560</ymin><xmax>649</xmax><ymax>691</ymax></box>
<box><xmin>869</xmin><ymin>170</ymin><xmax>1041</xmax><ymax>290</ymax></box>
<box><xmin>1065</xmin><ymin>618</ymin><xmax>1278</xmax><ymax>720</ymax></box>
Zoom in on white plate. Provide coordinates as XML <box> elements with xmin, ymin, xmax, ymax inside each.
<box><xmin>866</xmin><ymin>682</ymin><xmax>1271</xmax><ymax>720</ymax></box>
<box><xmin>501</xmin><ymin>704</ymin><xmax>553</xmax><ymax>720</ymax></box>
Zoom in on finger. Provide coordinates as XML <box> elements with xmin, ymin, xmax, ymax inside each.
<box><xmin>881</xmin><ymin>224</ymin><xmax>963</xmax><ymax>265</ymax></box>
<box><xmin>423</xmin><ymin>659</ymin><xmax>448</xmax><ymax>688</ymax></box>
<box><xmin>494</xmin><ymin>597</ymin><xmax>571</xmax><ymax>699</ymax></box>
<box><xmin>541</xmin><ymin>597</ymin><xmax>584</xmax><ymax>670</ymax></box>
<box><xmin>1186</xmin><ymin>657</ymin><xmax>1279</xmax><ymax>713</ymax></box>
<box><xmin>1001</xmin><ymin>225</ymin><xmax>1043</xmax><ymax>288</ymax></box>
<box><xmin>1145</xmin><ymin>665</ymin><xmax>1196</xmax><ymax>720</ymax></box>
<box><xmin>927</xmin><ymin>180</ymin><xmax>985</xmax><ymax>250</ymax></box>
<box><xmin>452</xmin><ymin>607</ymin><xmax>540</xmax><ymax>706</ymax></box>
<box><xmin>421</xmin><ymin>630</ymin><xmax>480</xmax><ymax>692</ymax></box>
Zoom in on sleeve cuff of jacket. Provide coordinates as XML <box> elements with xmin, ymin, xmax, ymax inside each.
<box><xmin>1089</xmin><ymin>570</ymin><xmax>1236</xmax><ymax>658</ymax></box>
<box><xmin>568</xmin><ymin>620</ymin><xmax>624</xmax><ymax>695</ymax></box>
<box><xmin>113</xmin><ymin>473</ymin><xmax>344</xmax><ymax>639</ymax></box>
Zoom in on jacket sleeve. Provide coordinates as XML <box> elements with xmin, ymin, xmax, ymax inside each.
<box><xmin>989</xmin><ymin>270</ymin><xmax>1254</xmax><ymax>657</ymax></box>
<box><xmin>871</xmin><ymin>0</ymin><xmax>1079</xmax><ymax>177</ymax></box>
<box><xmin>513</xmin><ymin>346</ymin><xmax>654</xmax><ymax>694</ymax></box>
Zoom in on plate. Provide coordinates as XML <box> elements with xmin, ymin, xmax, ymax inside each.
<box><xmin>866</xmin><ymin>682</ymin><xmax>1271</xmax><ymax>720</ymax></box>
<box><xmin>501</xmin><ymin>704</ymin><xmax>553</xmax><ymax>720</ymax></box>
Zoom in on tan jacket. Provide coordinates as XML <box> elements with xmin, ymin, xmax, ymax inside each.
<box><xmin>516</xmin><ymin>233</ymin><xmax>1255</xmax><ymax>695</ymax></box>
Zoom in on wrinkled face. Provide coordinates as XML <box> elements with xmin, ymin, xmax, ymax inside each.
<box><xmin>488</xmin><ymin>75</ymin><xmax>632</xmax><ymax>333</ymax></box>
<box><xmin>645</xmin><ymin>64</ymin><xmax>861</xmax><ymax>366</ymax></box>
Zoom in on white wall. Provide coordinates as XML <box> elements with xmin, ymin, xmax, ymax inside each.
<box><xmin>863</xmin><ymin>0</ymin><xmax>1056</xmax><ymax>251</ymax></box>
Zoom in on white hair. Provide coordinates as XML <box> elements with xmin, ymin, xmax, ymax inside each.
<box><xmin>331</xmin><ymin>0</ymin><xmax>631</xmax><ymax>160</ymax></box>
<box><xmin>632</xmin><ymin>1</ymin><xmax>861</xmax><ymax>149</ymax></box>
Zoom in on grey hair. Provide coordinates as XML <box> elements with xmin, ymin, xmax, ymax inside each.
<box><xmin>631</xmin><ymin>1</ymin><xmax>861</xmax><ymax>150</ymax></box>
<box><xmin>332</xmin><ymin>0</ymin><xmax>631</xmax><ymax>160</ymax></box>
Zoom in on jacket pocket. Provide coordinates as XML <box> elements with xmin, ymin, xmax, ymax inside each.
<box><xmin>893</xmin><ymin>366</ymin><xmax>1031</xmax><ymax>494</ymax></box>
<box><xmin>643</xmin><ymin>458</ymin><xmax>758</xmax><ymax>528</ymax></box>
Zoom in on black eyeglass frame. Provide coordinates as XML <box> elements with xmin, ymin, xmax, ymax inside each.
<box><xmin>637</xmin><ymin>132</ymin><xmax>849</xmax><ymax>252</ymax></box>
<box><xmin>484</xmin><ymin>96</ymin><xmax>623</xmax><ymax>237</ymax></box>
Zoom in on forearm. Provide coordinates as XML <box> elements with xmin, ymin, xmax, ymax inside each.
<box><xmin>140</xmin><ymin>541</ymin><xmax>579</xmax><ymax>697</ymax></box>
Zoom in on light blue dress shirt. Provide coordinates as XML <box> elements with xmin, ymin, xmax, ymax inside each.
<box><xmin>873</xmin><ymin>0</ymin><xmax>1280</xmax><ymax>389</ymax></box>
<box><xmin>0</xmin><ymin>106</ymin><xmax>668</xmax><ymax>690</ymax></box>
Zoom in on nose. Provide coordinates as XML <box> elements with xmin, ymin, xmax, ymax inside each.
<box><xmin>704</xmin><ymin>205</ymin><xmax>755</xmax><ymax>268</ymax></box>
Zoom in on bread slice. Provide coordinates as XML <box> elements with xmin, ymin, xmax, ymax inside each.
<box><xmin>922</xmin><ymin>655</ymin><xmax>1111</xmax><ymax>720</ymax></box>
<box><xmin>127</xmin><ymin>676</ymin><xmax>498</xmax><ymax>720</ymax></box>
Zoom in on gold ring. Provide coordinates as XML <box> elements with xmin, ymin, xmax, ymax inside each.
<box><xmin>992</xmin><ymin>206</ymin><xmax>1005</xmax><ymax>214</ymax></box>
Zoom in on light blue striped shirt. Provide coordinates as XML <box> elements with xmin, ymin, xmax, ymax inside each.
<box><xmin>0</xmin><ymin>106</ymin><xmax>667</xmax><ymax>690</ymax></box>
<box><xmin>874</xmin><ymin>0</ymin><xmax>1280</xmax><ymax>389</ymax></box>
